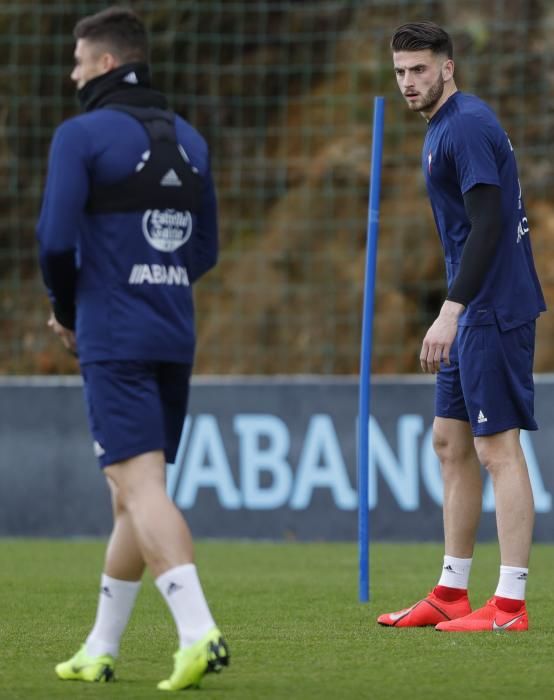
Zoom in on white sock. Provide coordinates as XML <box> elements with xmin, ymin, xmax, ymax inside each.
<box><xmin>437</xmin><ymin>555</ymin><xmax>473</xmax><ymax>590</ymax></box>
<box><xmin>85</xmin><ymin>574</ymin><xmax>141</xmax><ymax>658</ymax></box>
<box><xmin>495</xmin><ymin>565</ymin><xmax>528</xmax><ymax>600</ymax></box>
<box><xmin>156</xmin><ymin>564</ymin><xmax>216</xmax><ymax>648</ymax></box>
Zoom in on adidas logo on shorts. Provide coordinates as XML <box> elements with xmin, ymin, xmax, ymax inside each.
<box><xmin>93</xmin><ymin>440</ymin><xmax>106</xmax><ymax>457</ymax></box>
<box><xmin>477</xmin><ymin>410</ymin><xmax>488</xmax><ymax>424</ymax></box>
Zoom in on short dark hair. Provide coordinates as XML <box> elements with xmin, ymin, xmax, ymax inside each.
<box><xmin>73</xmin><ymin>6</ymin><xmax>148</xmax><ymax>63</ymax></box>
<box><xmin>391</xmin><ymin>21</ymin><xmax>453</xmax><ymax>59</ymax></box>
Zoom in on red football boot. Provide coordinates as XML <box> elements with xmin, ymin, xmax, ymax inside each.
<box><xmin>377</xmin><ymin>590</ymin><xmax>471</xmax><ymax>627</ymax></box>
<box><xmin>435</xmin><ymin>597</ymin><xmax>528</xmax><ymax>632</ymax></box>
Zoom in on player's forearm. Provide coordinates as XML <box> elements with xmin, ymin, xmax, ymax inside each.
<box><xmin>39</xmin><ymin>249</ymin><xmax>78</xmax><ymax>329</ymax></box>
<box><xmin>188</xmin><ymin>244</ymin><xmax>218</xmax><ymax>284</ymax></box>
<box><xmin>447</xmin><ymin>184</ymin><xmax>502</xmax><ymax>306</ymax></box>
<box><xmin>188</xmin><ymin>181</ymin><xmax>218</xmax><ymax>283</ymax></box>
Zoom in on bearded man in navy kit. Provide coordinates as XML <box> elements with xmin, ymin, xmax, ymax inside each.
<box><xmin>37</xmin><ymin>6</ymin><xmax>229</xmax><ymax>689</ymax></box>
<box><xmin>377</xmin><ymin>21</ymin><xmax>545</xmax><ymax>632</ymax></box>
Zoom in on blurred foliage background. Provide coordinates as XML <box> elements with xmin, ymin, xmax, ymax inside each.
<box><xmin>1</xmin><ymin>0</ymin><xmax>553</xmax><ymax>375</ymax></box>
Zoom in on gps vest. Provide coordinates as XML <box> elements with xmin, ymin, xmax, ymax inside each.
<box><xmin>86</xmin><ymin>105</ymin><xmax>203</xmax><ymax>214</ymax></box>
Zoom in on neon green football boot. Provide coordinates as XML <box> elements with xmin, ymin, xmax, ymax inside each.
<box><xmin>158</xmin><ymin>627</ymin><xmax>230</xmax><ymax>691</ymax></box>
<box><xmin>55</xmin><ymin>645</ymin><xmax>115</xmax><ymax>683</ymax></box>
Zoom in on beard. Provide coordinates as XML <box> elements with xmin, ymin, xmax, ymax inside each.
<box><xmin>408</xmin><ymin>74</ymin><xmax>445</xmax><ymax>113</ymax></box>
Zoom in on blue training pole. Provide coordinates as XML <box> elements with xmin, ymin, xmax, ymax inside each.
<box><xmin>358</xmin><ymin>96</ymin><xmax>385</xmax><ymax>603</ymax></box>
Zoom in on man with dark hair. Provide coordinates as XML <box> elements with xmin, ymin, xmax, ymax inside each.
<box><xmin>37</xmin><ymin>6</ymin><xmax>229</xmax><ymax>689</ymax></box>
<box><xmin>377</xmin><ymin>21</ymin><xmax>545</xmax><ymax>632</ymax></box>
<box><xmin>73</xmin><ymin>5</ymin><xmax>149</xmax><ymax>63</ymax></box>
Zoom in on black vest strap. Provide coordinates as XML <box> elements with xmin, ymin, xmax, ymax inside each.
<box><xmin>86</xmin><ymin>105</ymin><xmax>203</xmax><ymax>214</ymax></box>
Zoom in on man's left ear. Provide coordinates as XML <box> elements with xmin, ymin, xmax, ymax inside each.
<box><xmin>442</xmin><ymin>59</ymin><xmax>454</xmax><ymax>81</ymax></box>
<box><xmin>101</xmin><ymin>52</ymin><xmax>119</xmax><ymax>73</ymax></box>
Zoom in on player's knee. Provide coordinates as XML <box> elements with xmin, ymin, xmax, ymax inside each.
<box><xmin>432</xmin><ymin>428</ymin><xmax>467</xmax><ymax>465</ymax></box>
<box><xmin>473</xmin><ymin>441</ymin><xmax>505</xmax><ymax>475</ymax></box>
<box><xmin>105</xmin><ymin>458</ymin><xmax>165</xmax><ymax>509</ymax></box>
<box><xmin>114</xmin><ymin>477</ymin><xmax>165</xmax><ymax>516</ymax></box>
<box><xmin>474</xmin><ymin>449</ymin><xmax>501</xmax><ymax>475</ymax></box>
<box><xmin>474</xmin><ymin>433</ymin><xmax>524</xmax><ymax>475</ymax></box>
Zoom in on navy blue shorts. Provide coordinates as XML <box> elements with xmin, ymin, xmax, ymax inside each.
<box><xmin>81</xmin><ymin>360</ymin><xmax>191</xmax><ymax>468</ymax></box>
<box><xmin>435</xmin><ymin>321</ymin><xmax>537</xmax><ymax>436</ymax></box>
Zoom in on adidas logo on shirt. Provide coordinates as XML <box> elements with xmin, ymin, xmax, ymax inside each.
<box><xmin>160</xmin><ymin>168</ymin><xmax>182</xmax><ymax>187</ymax></box>
<box><xmin>123</xmin><ymin>71</ymin><xmax>139</xmax><ymax>84</ymax></box>
<box><xmin>477</xmin><ymin>410</ymin><xmax>488</xmax><ymax>424</ymax></box>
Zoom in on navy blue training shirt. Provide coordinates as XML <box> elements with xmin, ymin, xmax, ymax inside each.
<box><xmin>37</xmin><ymin>108</ymin><xmax>218</xmax><ymax>363</ymax></box>
<box><xmin>423</xmin><ymin>91</ymin><xmax>545</xmax><ymax>329</ymax></box>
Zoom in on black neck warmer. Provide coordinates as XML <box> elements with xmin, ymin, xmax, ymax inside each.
<box><xmin>77</xmin><ymin>62</ymin><xmax>168</xmax><ymax>112</ymax></box>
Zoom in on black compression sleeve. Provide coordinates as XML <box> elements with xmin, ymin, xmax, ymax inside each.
<box><xmin>446</xmin><ymin>184</ymin><xmax>502</xmax><ymax>307</ymax></box>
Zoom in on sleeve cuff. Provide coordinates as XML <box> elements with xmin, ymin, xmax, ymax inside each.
<box><xmin>53</xmin><ymin>303</ymin><xmax>76</xmax><ymax>330</ymax></box>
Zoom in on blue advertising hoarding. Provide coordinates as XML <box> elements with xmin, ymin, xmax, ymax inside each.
<box><xmin>0</xmin><ymin>376</ymin><xmax>552</xmax><ymax>540</ymax></box>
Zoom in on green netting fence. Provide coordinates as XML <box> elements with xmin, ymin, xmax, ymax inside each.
<box><xmin>1</xmin><ymin>0</ymin><xmax>553</xmax><ymax>374</ymax></box>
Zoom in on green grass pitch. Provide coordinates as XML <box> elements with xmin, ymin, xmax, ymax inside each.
<box><xmin>1</xmin><ymin>539</ymin><xmax>553</xmax><ymax>699</ymax></box>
